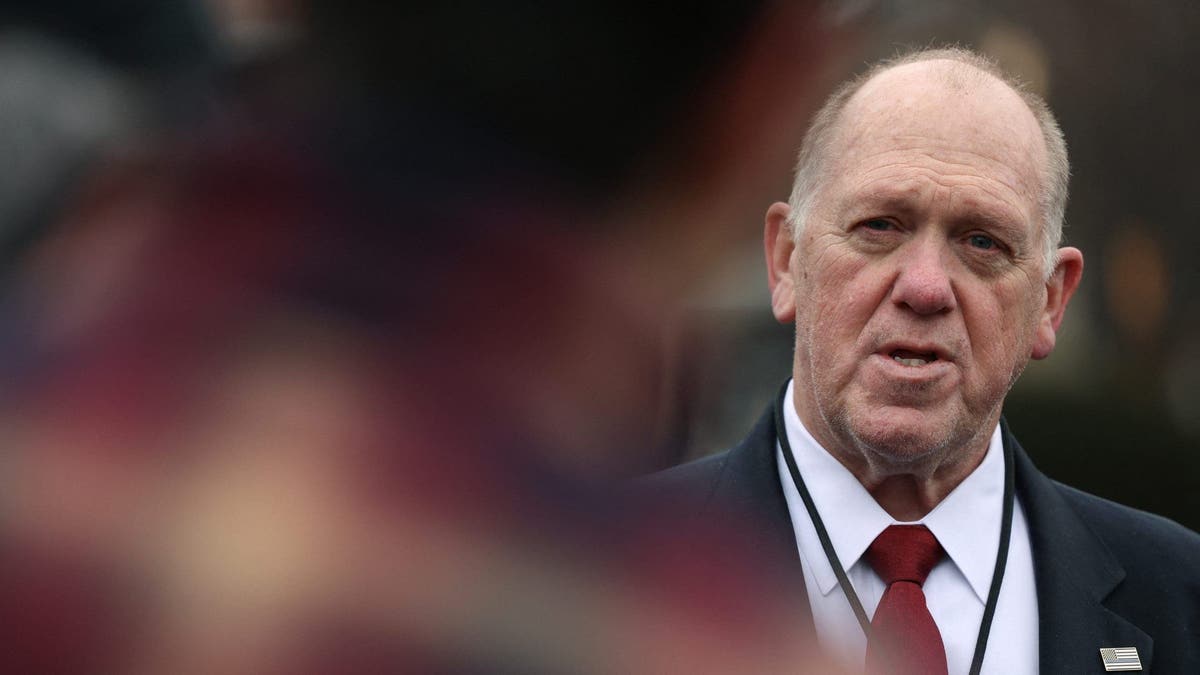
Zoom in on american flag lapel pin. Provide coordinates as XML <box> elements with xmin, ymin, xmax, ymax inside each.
<box><xmin>1100</xmin><ymin>647</ymin><xmax>1142</xmax><ymax>671</ymax></box>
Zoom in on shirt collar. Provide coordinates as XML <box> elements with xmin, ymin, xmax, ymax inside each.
<box><xmin>780</xmin><ymin>380</ymin><xmax>1003</xmax><ymax>603</ymax></box>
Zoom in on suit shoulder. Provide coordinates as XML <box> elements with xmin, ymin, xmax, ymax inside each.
<box><xmin>1053</xmin><ymin>481</ymin><xmax>1200</xmax><ymax>569</ymax></box>
<box><xmin>635</xmin><ymin>449</ymin><xmax>733</xmax><ymax>507</ymax></box>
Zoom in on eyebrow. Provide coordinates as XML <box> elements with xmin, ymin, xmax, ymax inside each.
<box><xmin>838</xmin><ymin>191</ymin><xmax>917</xmax><ymax>218</ymax></box>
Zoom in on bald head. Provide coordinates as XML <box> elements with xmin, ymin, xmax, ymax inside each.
<box><xmin>787</xmin><ymin>48</ymin><xmax>1068</xmax><ymax>276</ymax></box>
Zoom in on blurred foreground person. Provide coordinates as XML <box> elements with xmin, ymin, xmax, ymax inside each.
<box><xmin>648</xmin><ymin>47</ymin><xmax>1200</xmax><ymax>674</ymax></box>
<box><xmin>0</xmin><ymin>2</ymin><xmax>855</xmax><ymax>673</ymax></box>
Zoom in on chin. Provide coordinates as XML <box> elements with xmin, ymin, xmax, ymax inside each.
<box><xmin>837</xmin><ymin>407</ymin><xmax>963</xmax><ymax>465</ymax></box>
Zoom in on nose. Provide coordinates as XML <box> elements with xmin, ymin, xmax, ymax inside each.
<box><xmin>890</xmin><ymin>239</ymin><xmax>957</xmax><ymax>315</ymax></box>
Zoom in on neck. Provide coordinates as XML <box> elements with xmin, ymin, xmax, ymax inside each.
<box><xmin>830</xmin><ymin>433</ymin><xmax>990</xmax><ymax>520</ymax></box>
<box><xmin>792</xmin><ymin>414</ymin><xmax>991</xmax><ymax>522</ymax></box>
<box><xmin>787</xmin><ymin>383</ymin><xmax>997</xmax><ymax>520</ymax></box>
<box><xmin>860</xmin><ymin>465</ymin><xmax>980</xmax><ymax>520</ymax></box>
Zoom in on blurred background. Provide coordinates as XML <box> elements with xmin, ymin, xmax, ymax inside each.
<box><xmin>0</xmin><ymin>0</ymin><xmax>1195</xmax><ymax>672</ymax></box>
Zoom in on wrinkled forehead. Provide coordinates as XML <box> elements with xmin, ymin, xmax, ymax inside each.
<box><xmin>831</xmin><ymin>60</ymin><xmax>1047</xmax><ymax>197</ymax></box>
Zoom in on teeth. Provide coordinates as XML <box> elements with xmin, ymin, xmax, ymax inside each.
<box><xmin>893</xmin><ymin>356</ymin><xmax>928</xmax><ymax>366</ymax></box>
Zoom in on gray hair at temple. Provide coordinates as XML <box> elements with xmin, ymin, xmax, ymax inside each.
<box><xmin>785</xmin><ymin>46</ymin><xmax>1070</xmax><ymax>278</ymax></box>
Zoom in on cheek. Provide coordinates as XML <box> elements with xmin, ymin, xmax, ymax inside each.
<box><xmin>963</xmin><ymin>287</ymin><xmax>1042</xmax><ymax>375</ymax></box>
<box><xmin>801</xmin><ymin>240</ymin><xmax>876</xmax><ymax>303</ymax></box>
<box><xmin>797</xmin><ymin>262</ymin><xmax>881</xmax><ymax>363</ymax></box>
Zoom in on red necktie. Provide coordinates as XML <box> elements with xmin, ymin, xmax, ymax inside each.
<box><xmin>864</xmin><ymin>525</ymin><xmax>948</xmax><ymax>675</ymax></box>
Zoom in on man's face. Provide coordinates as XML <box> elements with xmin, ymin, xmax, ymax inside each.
<box><xmin>771</xmin><ymin>62</ymin><xmax>1078</xmax><ymax>469</ymax></box>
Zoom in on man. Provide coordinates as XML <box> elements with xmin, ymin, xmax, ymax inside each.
<box><xmin>651</xmin><ymin>48</ymin><xmax>1200</xmax><ymax>674</ymax></box>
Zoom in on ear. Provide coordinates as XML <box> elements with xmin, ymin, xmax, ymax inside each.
<box><xmin>1031</xmin><ymin>246</ymin><xmax>1084</xmax><ymax>360</ymax></box>
<box><xmin>765</xmin><ymin>201</ymin><xmax>798</xmax><ymax>324</ymax></box>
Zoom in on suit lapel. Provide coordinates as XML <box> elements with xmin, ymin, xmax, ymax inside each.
<box><xmin>708</xmin><ymin>411</ymin><xmax>797</xmax><ymax>560</ymax></box>
<box><xmin>707</xmin><ymin>412</ymin><xmax>1156</xmax><ymax>670</ymax></box>
<box><xmin>707</xmin><ymin>408</ymin><xmax>814</xmax><ymax>631</ymax></box>
<box><xmin>1007</xmin><ymin>425</ymin><xmax>1154</xmax><ymax>673</ymax></box>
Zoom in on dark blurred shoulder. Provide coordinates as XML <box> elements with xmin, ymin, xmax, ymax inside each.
<box><xmin>1056</xmin><ymin>480</ymin><xmax>1200</xmax><ymax>573</ymax></box>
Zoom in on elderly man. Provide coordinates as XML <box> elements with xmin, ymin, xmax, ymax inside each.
<box><xmin>653</xmin><ymin>48</ymin><xmax>1200</xmax><ymax>674</ymax></box>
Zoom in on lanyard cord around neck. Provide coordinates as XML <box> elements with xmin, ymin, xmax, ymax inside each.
<box><xmin>773</xmin><ymin>382</ymin><xmax>1015</xmax><ymax>675</ymax></box>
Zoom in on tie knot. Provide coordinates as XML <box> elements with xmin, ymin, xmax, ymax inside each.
<box><xmin>866</xmin><ymin>525</ymin><xmax>944</xmax><ymax>585</ymax></box>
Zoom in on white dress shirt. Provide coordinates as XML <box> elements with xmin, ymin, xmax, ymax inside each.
<box><xmin>776</xmin><ymin>381</ymin><xmax>1039</xmax><ymax>674</ymax></box>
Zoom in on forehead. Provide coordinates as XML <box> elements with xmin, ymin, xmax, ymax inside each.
<box><xmin>826</xmin><ymin>61</ymin><xmax>1046</xmax><ymax>217</ymax></box>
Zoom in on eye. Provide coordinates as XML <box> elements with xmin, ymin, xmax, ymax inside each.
<box><xmin>968</xmin><ymin>234</ymin><xmax>996</xmax><ymax>250</ymax></box>
<box><xmin>862</xmin><ymin>218</ymin><xmax>894</xmax><ymax>231</ymax></box>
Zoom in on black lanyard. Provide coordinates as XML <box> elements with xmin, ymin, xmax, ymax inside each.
<box><xmin>774</xmin><ymin>382</ymin><xmax>1014</xmax><ymax>675</ymax></box>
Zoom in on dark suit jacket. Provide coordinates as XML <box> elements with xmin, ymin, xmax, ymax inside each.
<box><xmin>647</xmin><ymin>407</ymin><xmax>1200</xmax><ymax>673</ymax></box>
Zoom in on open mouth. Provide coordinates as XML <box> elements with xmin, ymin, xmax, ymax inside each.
<box><xmin>890</xmin><ymin>349</ymin><xmax>938</xmax><ymax>367</ymax></box>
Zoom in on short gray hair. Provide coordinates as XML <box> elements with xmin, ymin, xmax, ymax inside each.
<box><xmin>786</xmin><ymin>47</ymin><xmax>1069</xmax><ymax>276</ymax></box>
